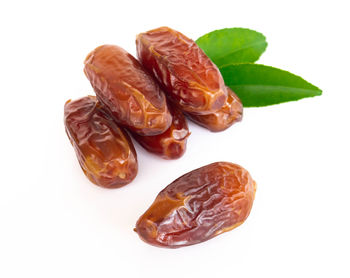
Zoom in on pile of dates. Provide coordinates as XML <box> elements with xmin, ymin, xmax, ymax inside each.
<box><xmin>64</xmin><ymin>27</ymin><xmax>255</xmax><ymax>248</ymax></box>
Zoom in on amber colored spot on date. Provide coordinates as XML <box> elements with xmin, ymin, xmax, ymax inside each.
<box><xmin>85</xmin><ymin>156</ymin><xmax>102</xmax><ymax>176</ymax></box>
<box><xmin>135</xmin><ymin>194</ymin><xmax>187</xmax><ymax>242</ymax></box>
<box><xmin>142</xmin><ymin>195</ymin><xmax>186</xmax><ymax>224</ymax></box>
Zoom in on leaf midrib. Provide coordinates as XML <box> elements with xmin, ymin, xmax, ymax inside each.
<box><xmin>227</xmin><ymin>84</ymin><xmax>321</xmax><ymax>93</ymax></box>
<box><xmin>212</xmin><ymin>40</ymin><xmax>267</xmax><ymax>61</ymax></box>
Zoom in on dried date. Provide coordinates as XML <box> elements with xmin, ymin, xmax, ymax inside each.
<box><xmin>186</xmin><ymin>87</ymin><xmax>243</xmax><ymax>132</ymax></box>
<box><xmin>135</xmin><ymin>162</ymin><xmax>256</xmax><ymax>248</ymax></box>
<box><xmin>136</xmin><ymin>27</ymin><xmax>228</xmax><ymax>115</ymax></box>
<box><xmin>64</xmin><ymin>96</ymin><xmax>138</xmax><ymax>188</ymax></box>
<box><xmin>131</xmin><ymin>103</ymin><xmax>190</xmax><ymax>159</ymax></box>
<box><xmin>84</xmin><ymin>44</ymin><xmax>172</xmax><ymax>136</ymax></box>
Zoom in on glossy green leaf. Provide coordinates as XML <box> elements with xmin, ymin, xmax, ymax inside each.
<box><xmin>220</xmin><ymin>64</ymin><xmax>322</xmax><ymax>107</ymax></box>
<box><xmin>196</xmin><ymin>28</ymin><xmax>267</xmax><ymax>67</ymax></box>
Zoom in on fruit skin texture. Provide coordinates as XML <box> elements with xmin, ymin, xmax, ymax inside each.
<box><xmin>186</xmin><ymin>87</ymin><xmax>243</xmax><ymax>132</ymax></box>
<box><xmin>131</xmin><ymin>103</ymin><xmax>190</xmax><ymax>159</ymax></box>
<box><xmin>136</xmin><ymin>27</ymin><xmax>228</xmax><ymax>115</ymax></box>
<box><xmin>84</xmin><ymin>44</ymin><xmax>172</xmax><ymax>136</ymax></box>
<box><xmin>135</xmin><ymin>162</ymin><xmax>256</xmax><ymax>248</ymax></box>
<box><xmin>64</xmin><ymin>96</ymin><xmax>138</xmax><ymax>188</ymax></box>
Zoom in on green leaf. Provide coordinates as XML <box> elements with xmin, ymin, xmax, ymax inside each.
<box><xmin>220</xmin><ymin>64</ymin><xmax>322</xmax><ymax>107</ymax></box>
<box><xmin>196</xmin><ymin>28</ymin><xmax>267</xmax><ymax>67</ymax></box>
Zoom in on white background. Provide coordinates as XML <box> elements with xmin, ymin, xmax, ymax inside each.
<box><xmin>1</xmin><ymin>0</ymin><xmax>349</xmax><ymax>277</ymax></box>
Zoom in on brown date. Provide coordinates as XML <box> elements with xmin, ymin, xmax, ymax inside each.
<box><xmin>84</xmin><ymin>44</ymin><xmax>172</xmax><ymax>136</ymax></box>
<box><xmin>136</xmin><ymin>27</ymin><xmax>228</xmax><ymax>115</ymax></box>
<box><xmin>64</xmin><ymin>96</ymin><xmax>138</xmax><ymax>188</ymax></box>
<box><xmin>131</xmin><ymin>103</ymin><xmax>190</xmax><ymax>159</ymax></box>
<box><xmin>186</xmin><ymin>87</ymin><xmax>243</xmax><ymax>132</ymax></box>
<box><xmin>135</xmin><ymin>162</ymin><xmax>256</xmax><ymax>248</ymax></box>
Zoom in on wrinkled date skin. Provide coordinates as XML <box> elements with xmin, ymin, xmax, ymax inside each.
<box><xmin>131</xmin><ymin>103</ymin><xmax>190</xmax><ymax>159</ymax></box>
<box><xmin>136</xmin><ymin>27</ymin><xmax>228</xmax><ymax>115</ymax></box>
<box><xmin>186</xmin><ymin>87</ymin><xmax>243</xmax><ymax>132</ymax></box>
<box><xmin>64</xmin><ymin>96</ymin><xmax>138</xmax><ymax>188</ymax></box>
<box><xmin>84</xmin><ymin>45</ymin><xmax>172</xmax><ymax>136</ymax></box>
<box><xmin>135</xmin><ymin>162</ymin><xmax>256</xmax><ymax>248</ymax></box>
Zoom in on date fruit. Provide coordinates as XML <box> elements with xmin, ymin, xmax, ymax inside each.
<box><xmin>186</xmin><ymin>87</ymin><xmax>243</xmax><ymax>132</ymax></box>
<box><xmin>131</xmin><ymin>103</ymin><xmax>190</xmax><ymax>159</ymax></box>
<box><xmin>136</xmin><ymin>27</ymin><xmax>228</xmax><ymax>115</ymax></box>
<box><xmin>84</xmin><ymin>44</ymin><xmax>172</xmax><ymax>136</ymax></box>
<box><xmin>64</xmin><ymin>96</ymin><xmax>138</xmax><ymax>188</ymax></box>
<box><xmin>135</xmin><ymin>162</ymin><xmax>256</xmax><ymax>248</ymax></box>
